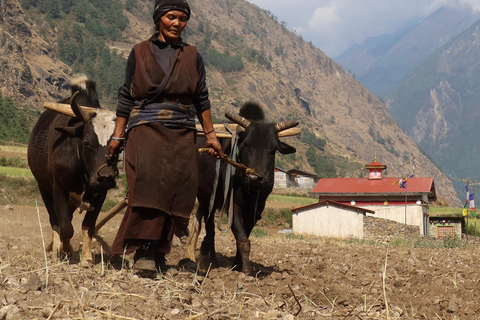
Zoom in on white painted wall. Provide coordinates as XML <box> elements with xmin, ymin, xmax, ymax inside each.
<box><xmin>292</xmin><ymin>206</ymin><xmax>365</xmax><ymax>239</ymax></box>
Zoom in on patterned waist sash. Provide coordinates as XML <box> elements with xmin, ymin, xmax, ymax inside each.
<box><xmin>127</xmin><ymin>101</ymin><xmax>197</xmax><ymax>131</ymax></box>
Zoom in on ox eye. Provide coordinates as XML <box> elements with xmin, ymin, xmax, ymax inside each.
<box><xmin>83</xmin><ymin>140</ymin><xmax>94</xmax><ymax>149</ymax></box>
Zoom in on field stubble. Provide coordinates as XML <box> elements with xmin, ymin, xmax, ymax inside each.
<box><xmin>1</xmin><ymin>204</ymin><xmax>480</xmax><ymax>319</ymax></box>
<box><xmin>1</xmin><ymin>147</ymin><xmax>480</xmax><ymax>318</ymax></box>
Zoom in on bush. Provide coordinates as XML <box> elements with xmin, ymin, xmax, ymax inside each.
<box><xmin>280</xmin><ymin>209</ymin><xmax>292</xmax><ymax>228</ymax></box>
<box><xmin>286</xmin><ymin>233</ymin><xmax>304</xmax><ymax>240</ymax></box>
<box><xmin>412</xmin><ymin>237</ymin><xmax>469</xmax><ymax>249</ymax></box>
<box><xmin>250</xmin><ymin>227</ymin><xmax>267</xmax><ymax>238</ymax></box>
<box><xmin>6</xmin><ymin>157</ymin><xmax>28</xmax><ymax>168</ymax></box>
<box><xmin>0</xmin><ymin>174</ymin><xmax>40</xmax><ymax>206</ymax></box>
<box><xmin>259</xmin><ymin>208</ymin><xmax>292</xmax><ymax>228</ymax></box>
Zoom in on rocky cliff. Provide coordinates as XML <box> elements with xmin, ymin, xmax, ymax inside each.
<box><xmin>0</xmin><ymin>0</ymin><xmax>70</xmax><ymax>108</ymax></box>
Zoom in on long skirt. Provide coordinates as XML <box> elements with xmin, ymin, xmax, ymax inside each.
<box><xmin>111</xmin><ymin>122</ymin><xmax>198</xmax><ymax>257</ymax></box>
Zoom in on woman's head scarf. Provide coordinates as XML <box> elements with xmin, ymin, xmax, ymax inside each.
<box><xmin>153</xmin><ymin>0</ymin><xmax>191</xmax><ymax>23</ymax></box>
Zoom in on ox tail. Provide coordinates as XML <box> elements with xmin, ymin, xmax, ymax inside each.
<box><xmin>186</xmin><ymin>209</ymin><xmax>202</xmax><ymax>262</ymax></box>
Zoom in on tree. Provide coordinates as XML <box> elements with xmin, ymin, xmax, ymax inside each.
<box><xmin>72</xmin><ymin>24</ymin><xmax>84</xmax><ymax>44</ymax></box>
<box><xmin>58</xmin><ymin>39</ymin><xmax>78</xmax><ymax>65</ymax></box>
<box><xmin>306</xmin><ymin>147</ymin><xmax>337</xmax><ymax>178</ymax></box>
<box><xmin>125</xmin><ymin>0</ymin><xmax>135</xmax><ymax>11</ymax></box>
<box><xmin>86</xmin><ymin>18</ymin><xmax>105</xmax><ymax>37</ymax></box>
<box><xmin>61</xmin><ymin>0</ymin><xmax>75</xmax><ymax>14</ymax></box>
<box><xmin>0</xmin><ymin>94</ymin><xmax>32</xmax><ymax>143</ymax></box>
<box><xmin>72</xmin><ymin>0</ymin><xmax>89</xmax><ymax>23</ymax></box>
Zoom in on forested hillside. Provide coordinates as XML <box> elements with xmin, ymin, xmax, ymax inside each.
<box><xmin>0</xmin><ymin>93</ymin><xmax>38</xmax><ymax>144</ymax></box>
<box><xmin>19</xmin><ymin>0</ymin><xmax>130</xmax><ymax>105</ymax></box>
<box><xmin>0</xmin><ymin>0</ymin><xmax>462</xmax><ymax>205</ymax></box>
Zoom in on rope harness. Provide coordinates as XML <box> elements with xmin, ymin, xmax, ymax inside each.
<box><xmin>96</xmin><ymin>154</ymin><xmax>120</xmax><ymax>178</ymax></box>
<box><xmin>198</xmin><ymin>126</ymin><xmax>258</xmax><ymax>233</ymax></box>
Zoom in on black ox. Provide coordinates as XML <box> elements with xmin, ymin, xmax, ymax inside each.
<box><xmin>188</xmin><ymin>102</ymin><xmax>299</xmax><ymax>273</ymax></box>
<box><xmin>28</xmin><ymin>76</ymin><xmax>117</xmax><ymax>265</ymax></box>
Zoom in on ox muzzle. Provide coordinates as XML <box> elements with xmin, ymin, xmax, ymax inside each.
<box><xmin>92</xmin><ymin>155</ymin><xmax>118</xmax><ymax>190</ymax></box>
<box><xmin>244</xmin><ymin>172</ymin><xmax>269</xmax><ymax>190</ymax></box>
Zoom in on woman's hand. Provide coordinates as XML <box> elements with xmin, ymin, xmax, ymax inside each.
<box><xmin>109</xmin><ymin>116</ymin><xmax>127</xmax><ymax>157</ymax></box>
<box><xmin>109</xmin><ymin>139</ymin><xmax>124</xmax><ymax>157</ymax></box>
<box><xmin>198</xmin><ymin>109</ymin><xmax>223</xmax><ymax>158</ymax></box>
<box><xmin>205</xmin><ymin>131</ymin><xmax>223</xmax><ymax>158</ymax></box>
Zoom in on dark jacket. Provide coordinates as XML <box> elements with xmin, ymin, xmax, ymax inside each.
<box><xmin>116</xmin><ymin>34</ymin><xmax>211</xmax><ymax>129</ymax></box>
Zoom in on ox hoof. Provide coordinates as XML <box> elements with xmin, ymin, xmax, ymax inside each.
<box><xmin>62</xmin><ymin>242</ymin><xmax>74</xmax><ymax>254</ymax></box>
<box><xmin>178</xmin><ymin>258</ymin><xmax>197</xmax><ymax>273</ymax></box>
<box><xmin>80</xmin><ymin>259</ymin><xmax>93</xmax><ymax>268</ymax></box>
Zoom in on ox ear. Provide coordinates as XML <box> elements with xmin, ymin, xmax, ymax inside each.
<box><xmin>55</xmin><ymin>126</ymin><xmax>83</xmax><ymax>138</ymax></box>
<box><xmin>277</xmin><ymin>141</ymin><xmax>296</xmax><ymax>154</ymax></box>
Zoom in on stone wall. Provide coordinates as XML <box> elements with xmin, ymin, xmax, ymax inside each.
<box><xmin>363</xmin><ymin>216</ymin><xmax>421</xmax><ymax>243</ymax></box>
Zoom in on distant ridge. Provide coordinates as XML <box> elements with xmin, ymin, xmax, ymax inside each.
<box><xmin>336</xmin><ymin>5</ymin><xmax>480</xmax><ymax>97</ymax></box>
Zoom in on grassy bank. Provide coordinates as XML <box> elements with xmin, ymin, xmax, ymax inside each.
<box><xmin>0</xmin><ymin>145</ymin><xmax>28</xmax><ymax>153</ymax></box>
<box><xmin>266</xmin><ymin>194</ymin><xmax>317</xmax><ymax>206</ymax></box>
<box><xmin>0</xmin><ymin>166</ymin><xmax>33</xmax><ymax>178</ymax></box>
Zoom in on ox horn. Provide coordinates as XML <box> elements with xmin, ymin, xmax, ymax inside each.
<box><xmin>278</xmin><ymin>127</ymin><xmax>301</xmax><ymax>137</ymax></box>
<box><xmin>43</xmin><ymin>102</ymin><xmax>101</xmax><ymax>117</ymax></box>
<box><xmin>70</xmin><ymin>91</ymin><xmax>96</xmax><ymax>122</ymax></box>
<box><xmin>225</xmin><ymin>112</ymin><xmax>251</xmax><ymax>129</ymax></box>
<box><xmin>275</xmin><ymin>120</ymin><xmax>299</xmax><ymax>132</ymax></box>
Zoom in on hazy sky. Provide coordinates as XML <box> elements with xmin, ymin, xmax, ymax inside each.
<box><xmin>245</xmin><ymin>0</ymin><xmax>480</xmax><ymax>58</ymax></box>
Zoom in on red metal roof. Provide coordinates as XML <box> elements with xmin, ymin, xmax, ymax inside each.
<box><xmin>311</xmin><ymin>177</ymin><xmax>434</xmax><ymax>195</ymax></box>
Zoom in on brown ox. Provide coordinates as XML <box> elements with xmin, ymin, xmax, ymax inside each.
<box><xmin>28</xmin><ymin>76</ymin><xmax>117</xmax><ymax>265</ymax></box>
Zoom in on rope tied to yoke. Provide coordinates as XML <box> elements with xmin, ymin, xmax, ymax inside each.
<box><xmin>197</xmin><ymin>148</ymin><xmax>258</xmax><ymax>177</ymax></box>
<box><xmin>198</xmin><ymin>125</ymin><xmax>258</xmax><ymax>233</ymax></box>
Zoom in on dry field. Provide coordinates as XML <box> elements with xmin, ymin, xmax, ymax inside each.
<box><xmin>1</xmin><ymin>204</ymin><xmax>480</xmax><ymax>319</ymax></box>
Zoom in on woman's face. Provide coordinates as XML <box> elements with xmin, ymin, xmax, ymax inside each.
<box><xmin>158</xmin><ymin>10</ymin><xmax>188</xmax><ymax>44</ymax></box>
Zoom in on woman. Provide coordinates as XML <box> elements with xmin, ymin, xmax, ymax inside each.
<box><xmin>108</xmin><ymin>0</ymin><xmax>223</xmax><ymax>272</ymax></box>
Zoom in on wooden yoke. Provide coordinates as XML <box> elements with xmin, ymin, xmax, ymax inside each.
<box><xmin>195</xmin><ymin>124</ymin><xmax>301</xmax><ymax>138</ymax></box>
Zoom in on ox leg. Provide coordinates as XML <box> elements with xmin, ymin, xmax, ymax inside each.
<box><xmin>231</xmin><ymin>208</ymin><xmax>254</xmax><ymax>273</ymax></box>
<box><xmin>200</xmin><ymin>205</ymin><xmax>219</xmax><ymax>267</ymax></box>
<box><xmin>38</xmin><ymin>188</ymin><xmax>72</xmax><ymax>259</ymax></box>
<box><xmin>80</xmin><ymin>193</ymin><xmax>106</xmax><ymax>267</ymax></box>
<box><xmin>38</xmin><ymin>189</ymin><xmax>58</xmax><ymax>254</ymax></box>
<box><xmin>51</xmin><ymin>187</ymin><xmax>74</xmax><ymax>260</ymax></box>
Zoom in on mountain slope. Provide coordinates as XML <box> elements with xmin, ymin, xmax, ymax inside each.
<box><xmin>0</xmin><ymin>0</ymin><xmax>71</xmax><ymax>108</ymax></box>
<box><xmin>0</xmin><ymin>0</ymin><xmax>461</xmax><ymax>205</ymax></box>
<box><xmin>385</xmin><ymin>19</ymin><xmax>480</xmax><ymax>189</ymax></box>
<box><xmin>336</xmin><ymin>5</ymin><xmax>480</xmax><ymax>97</ymax></box>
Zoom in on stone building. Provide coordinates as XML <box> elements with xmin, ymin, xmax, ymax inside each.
<box><xmin>274</xmin><ymin>168</ymin><xmax>319</xmax><ymax>189</ymax></box>
<box><xmin>429</xmin><ymin>216</ymin><xmax>464</xmax><ymax>239</ymax></box>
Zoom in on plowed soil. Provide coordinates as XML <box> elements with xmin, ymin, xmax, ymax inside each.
<box><xmin>1</xmin><ymin>205</ymin><xmax>480</xmax><ymax>319</ymax></box>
